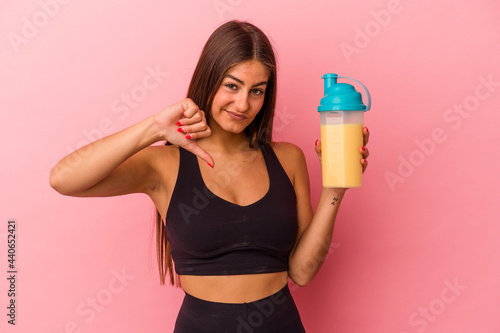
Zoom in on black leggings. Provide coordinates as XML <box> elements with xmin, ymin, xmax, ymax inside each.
<box><xmin>174</xmin><ymin>284</ymin><xmax>306</xmax><ymax>332</ymax></box>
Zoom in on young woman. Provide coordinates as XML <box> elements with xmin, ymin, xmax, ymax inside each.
<box><xmin>50</xmin><ymin>20</ymin><xmax>369</xmax><ymax>332</ymax></box>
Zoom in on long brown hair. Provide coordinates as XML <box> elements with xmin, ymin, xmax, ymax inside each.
<box><xmin>156</xmin><ymin>20</ymin><xmax>278</xmax><ymax>285</ymax></box>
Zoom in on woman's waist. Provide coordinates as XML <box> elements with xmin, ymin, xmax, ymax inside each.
<box><xmin>179</xmin><ymin>271</ymin><xmax>289</xmax><ymax>304</ymax></box>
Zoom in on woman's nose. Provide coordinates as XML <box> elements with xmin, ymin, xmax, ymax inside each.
<box><xmin>234</xmin><ymin>92</ymin><xmax>249</xmax><ymax>112</ymax></box>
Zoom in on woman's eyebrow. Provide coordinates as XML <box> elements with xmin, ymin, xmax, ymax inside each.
<box><xmin>225</xmin><ymin>74</ymin><xmax>267</xmax><ymax>88</ymax></box>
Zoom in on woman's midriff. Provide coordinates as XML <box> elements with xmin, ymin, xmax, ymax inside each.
<box><xmin>179</xmin><ymin>271</ymin><xmax>289</xmax><ymax>303</ymax></box>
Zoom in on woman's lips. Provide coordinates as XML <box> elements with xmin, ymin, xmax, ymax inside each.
<box><xmin>225</xmin><ymin>110</ymin><xmax>247</xmax><ymax>121</ymax></box>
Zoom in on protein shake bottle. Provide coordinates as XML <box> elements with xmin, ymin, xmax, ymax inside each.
<box><xmin>318</xmin><ymin>73</ymin><xmax>371</xmax><ymax>188</ymax></box>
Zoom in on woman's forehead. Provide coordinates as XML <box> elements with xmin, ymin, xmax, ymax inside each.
<box><xmin>225</xmin><ymin>59</ymin><xmax>269</xmax><ymax>83</ymax></box>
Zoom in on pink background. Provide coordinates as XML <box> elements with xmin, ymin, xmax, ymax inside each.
<box><xmin>1</xmin><ymin>0</ymin><xmax>499</xmax><ymax>332</ymax></box>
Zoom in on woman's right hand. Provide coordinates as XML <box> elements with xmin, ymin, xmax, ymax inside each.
<box><xmin>50</xmin><ymin>98</ymin><xmax>213</xmax><ymax>196</ymax></box>
<box><xmin>155</xmin><ymin>98</ymin><xmax>214</xmax><ymax>167</ymax></box>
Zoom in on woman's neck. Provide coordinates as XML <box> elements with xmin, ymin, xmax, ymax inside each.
<box><xmin>198</xmin><ymin>121</ymin><xmax>254</xmax><ymax>154</ymax></box>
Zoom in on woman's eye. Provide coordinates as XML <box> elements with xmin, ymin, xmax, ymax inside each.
<box><xmin>225</xmin><ymin>83</ymin><xmax>237</xmax><ymax>90</ymax></box>
<box><xmin>251</xmin><ymin>89</ymin><xmax>264</xmax><ymax>96</ymax></box>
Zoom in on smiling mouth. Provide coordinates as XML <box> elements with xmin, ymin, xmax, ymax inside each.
<box><xmin>225</xmin><ymin>110</ymin><xmax>247</xmax><ymax>121</ymax></box>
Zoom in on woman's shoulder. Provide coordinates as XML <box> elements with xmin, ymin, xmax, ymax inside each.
<box><xmin>269</xmin><ymin>141</ymin><xmax>305</xmax><ymax>160</ymax></box>
<box><xmin>144</xmin><ymin>144</ymin><xmax>181</xmax><ymax>175</ymax></box>
<box><xmin>269</xmin><ymin>141</ymin><xmax>307</xmax><ymax>172</ymax></box>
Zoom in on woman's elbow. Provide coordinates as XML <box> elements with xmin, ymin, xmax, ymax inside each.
<box><xmin>291</xmin><ymin>277</ymin><xmax>311</xmax><ymax>288</ymax></box>
<box><xmin>49</xmin><ymin>168</ymin><xmax>62</xmax><ymax>191</ymax></box>
<box><xmin>288</xmin><ymin>269</ymin><xmax>315</xmax><ymax>287</ymax></box>
<box><xmin>49</xmin><ymin>166</ymin><xmax>71</xmax><ymax>195</ymax></box>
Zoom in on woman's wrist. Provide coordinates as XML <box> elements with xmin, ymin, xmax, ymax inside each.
<box><xmin>321</xmin><ymin>187</ymin><xmax>347</xmax><ymax>197</ymax></box>
<box><xmin>320</xmin><ymin>187</ymin><xmax>347</xmax><ymax>206</ymax></box>
<box><xmin>149</xmin><ymin>112</ymin><xmax>188</xmax><ymax>147</ymax></box>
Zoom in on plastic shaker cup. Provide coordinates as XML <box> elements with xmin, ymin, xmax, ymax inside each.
<box><xmin>318</xmin><ymin>73</ymin><xmax>371</xmax><ymax>188</ymax></box>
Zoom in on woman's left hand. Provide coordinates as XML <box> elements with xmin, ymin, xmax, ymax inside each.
<box><xmin>315</xmin><ymin>126</ymin><xmax>370</xmax><ymax>173</ymax></box>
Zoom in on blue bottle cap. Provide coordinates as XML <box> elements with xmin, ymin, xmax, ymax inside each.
<box><xmin>318</xmin><ymin>73</ymin><xmax>371</xmax><ymax>112</ymax></box>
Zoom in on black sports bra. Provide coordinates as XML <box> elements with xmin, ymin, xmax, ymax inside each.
<box><xmin>164</xmin><ymin>144</ymin><xmax>298</xmax><ymax>275</ymax></box>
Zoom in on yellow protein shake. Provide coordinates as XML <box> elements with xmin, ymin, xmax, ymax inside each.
<box><xmin>321</xmin><ymin>123</ymin><xmax>364</xmax><ymax>187</ymax></box>
<box><xmin>318</xmin><ymin>73</ymin><xmax>371</xmax><ymax>188</ymax></box>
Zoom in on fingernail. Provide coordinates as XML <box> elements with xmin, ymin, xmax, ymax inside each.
<box><xmin>361</xmin><ymin>159</ymin><xmax>366</xmax><ymax>163</ymax></box>
<box><xmin>365</xmin><ymin>127</ymin><xmax>369</xmax><ymax>132</ymax></box>
<box><xmin>176</xmin><ymin>121</ymin><xmax>183</xmax><ymax>126</ymax></box>
<box><xmin>185</xmin><ymin>134</ymin><xmax>192</xmax><ymax>139</ymax></box>
<box><xmin>177</xmin><ymin>127</ymin><xmax>184</xmax><ymax>133</ymax></box>
<box><xmin>315</xmin><ymin>139</ymin><xmax>319</xmax><ymax>146</ymax></box>
<box><xmin>207</xmin><ymin>163</ymin><xmax>214</xmax><ymax>168</ymax></box>
<box><xmin>361</xmin><ymin>147</ymin><xmax>366</xmax><ymax>151</ymax></box>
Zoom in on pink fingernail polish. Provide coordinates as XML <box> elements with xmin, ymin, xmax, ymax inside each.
<box><xmin>315</xmin><ymin>139</ymin><xmax>319</xmax><ymax>146</ymax></box>
<box><xmin>207</xmin><ymin>163</ymin><xmax>214</xmax><ymax>168</ymax></box>
<box><xmin>177</xmin><ymin>127</ymin><xmax>184</xmax><ymax>133</ymax></box>
<box><xmin>361</xmin><ymin>147</ymin><xmax>366</xmax><ymax>151</ymax></box>
<box><xmin>185</xmin><ymin>134</ymin><xmax>192</xmax><ymax>139</ymax></box>
<box><xmin>176</xmin><ymin>121</ymin><xmax>183</xmax><ymax>126</ymax></box>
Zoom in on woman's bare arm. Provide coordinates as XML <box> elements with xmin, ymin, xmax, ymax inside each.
<box><xmin>49</xmin><ymin>98</ymin><xmax>212</xmax><ymax>197</ymax></box>
<box><xmin>284</xmin><ymin>128</ymin><xmax>369</xmax><ymax>286</ymax></box>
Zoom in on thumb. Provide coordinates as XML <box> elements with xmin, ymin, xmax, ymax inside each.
<box><xmin>183</xmin><ymin>142</ymin><xmax>215</xmax><ymax>168</ymax></box>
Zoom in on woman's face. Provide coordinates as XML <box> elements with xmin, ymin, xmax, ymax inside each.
<box><xmin>210</xmin><ymin>59</ymin><xmax>269</xmax><ymax>134</ymax></box>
